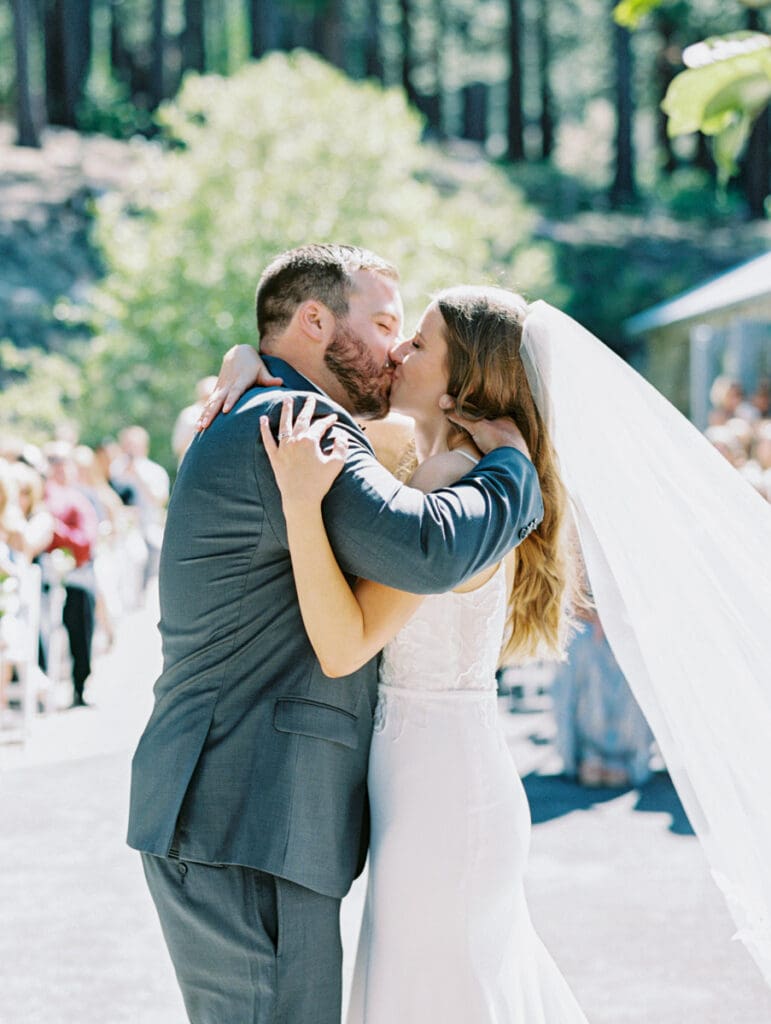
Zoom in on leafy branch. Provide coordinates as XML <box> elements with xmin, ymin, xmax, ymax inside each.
<box><xmin>614</xmin><ymin>0</ymin><xmax>771</xmax><ymax>184</ymax></box>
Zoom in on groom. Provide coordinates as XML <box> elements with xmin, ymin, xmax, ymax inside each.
<box><xmin>128</xmin><ymin>243</ymin><xmax>543</xmax><ymax>1023</ymax></box>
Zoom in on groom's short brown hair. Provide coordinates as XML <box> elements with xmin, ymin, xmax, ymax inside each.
<box><xmin>256</xmin><ymin>243</ymin><xmax>399</xmax><ymax>343</ymax></box>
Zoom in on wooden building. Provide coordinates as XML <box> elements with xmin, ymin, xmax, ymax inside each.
<box><xmin>624</xmin><ymin>252</ymin><xmax>771</xmax><ymax>429</ymax></box>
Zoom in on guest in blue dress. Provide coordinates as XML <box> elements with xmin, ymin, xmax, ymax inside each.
<box><xmin>552</xmin><ymin>611</ymin><xmax>654</xmax><ymax>788</ymax></box>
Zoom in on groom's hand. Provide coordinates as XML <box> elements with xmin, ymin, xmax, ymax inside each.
<box><xmin>439</xmin><ymin>395</ymin><xmax>532</xmax><ymax>461</ymax></box>
<box><xmin>197</xmin><ymin>345</ymin><xmax>284</xmax><ymax>431</ymax></box>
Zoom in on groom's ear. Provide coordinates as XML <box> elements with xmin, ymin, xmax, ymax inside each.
<box><xmin>295</xmin><ymin>300</ymin><xmax>335</xmax><ymax>346</ymax></box>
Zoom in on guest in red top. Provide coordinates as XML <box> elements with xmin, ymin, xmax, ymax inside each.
<box><xmin>44</xmin><ymin>443</ymin><xmax>99</xmax><ymax>708</ymax></box>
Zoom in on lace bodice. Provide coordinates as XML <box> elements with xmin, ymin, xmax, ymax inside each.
<box><xmin>379</xmin><ymin>565</ymin><xmax>508</xmax><ymax>693</ymax></box>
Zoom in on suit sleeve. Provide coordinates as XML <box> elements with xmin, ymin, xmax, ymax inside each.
<box><xmin>257</xmin><ymin>397</ymin><xmax>544</xmax><ymax>596</ymax></box>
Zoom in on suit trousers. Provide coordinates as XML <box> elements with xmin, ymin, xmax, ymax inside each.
<box><xmin>141</xmin><ymin>852</ymin><xmax>343</xmax><ymax>1024</ymax></box>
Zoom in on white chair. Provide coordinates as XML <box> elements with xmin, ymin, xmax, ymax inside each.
<box><xmin>40</xmin><ymin>578</ymin><xmax>69</xmax><ymax>709</ymax></box>
<box><xmin>0</xmin><ymin>563</ymin><xmax>46</xmax><ymax>743</ymax></box>
<box><xmin>497</xmin><ymin>660</ymin><xmax>558</xmax><ymax>714</ymax></box>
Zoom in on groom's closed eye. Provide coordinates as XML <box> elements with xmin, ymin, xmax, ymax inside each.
<box><xmin>374</xmin><ymin>312</ymin><xmax>401</xmax><ymax>335</ymax></box>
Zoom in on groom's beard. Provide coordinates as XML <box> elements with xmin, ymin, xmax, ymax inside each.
<box><xmin>324</xmin><ymin>321</ymin><xmax>392</xmax><ymax>419</ymax></box>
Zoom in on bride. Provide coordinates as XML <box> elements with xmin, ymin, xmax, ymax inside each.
<box><xmin>259</xmin><ymin>286</ymin><xmax>589</xmax><ymax>1022</ymax></box>
<box><xmin>208</xmin><ymin>284</ymin><xmax>771</xmax><ymax>1014</ymax></box>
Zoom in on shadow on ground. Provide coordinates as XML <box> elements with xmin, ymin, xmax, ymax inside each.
<box><xmin>523</xmin><ymin>770</ymin><xmax>694</xmax><ymax>836</ymax></box>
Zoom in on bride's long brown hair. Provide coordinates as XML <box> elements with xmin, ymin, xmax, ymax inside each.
<box><xmin>436</xmin><ymin>286</ymin><xmax>581</xmax><ymax>662</ymax></box>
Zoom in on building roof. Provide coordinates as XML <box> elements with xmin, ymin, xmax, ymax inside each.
<box><xmin>624</xmin><ymin>251</ymin><xmax>771</xmax><ymax>336</ymax></box>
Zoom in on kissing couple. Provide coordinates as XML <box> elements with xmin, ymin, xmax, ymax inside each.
<box><xmin>128</xmin><ymin>243</ymin><xmax>771</xmax><ymax>1022</ymax></box>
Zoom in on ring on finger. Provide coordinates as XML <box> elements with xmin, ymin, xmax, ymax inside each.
<box><xmin>277</xmin><ymin>431</ymin><xmax>291</xmax><ymax>440</ymax></box>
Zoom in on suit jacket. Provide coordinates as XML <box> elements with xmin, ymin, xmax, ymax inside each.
<box><xmin>127</xmin><ymin>357</ymin><xmax>543</xmax><ymax>898</ymax></box>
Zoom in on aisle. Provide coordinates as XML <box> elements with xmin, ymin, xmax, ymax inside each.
<box><xmin>1</xmin><ymin>592</ymin><xmax>769</xmax><ymax>1023</ymax></box>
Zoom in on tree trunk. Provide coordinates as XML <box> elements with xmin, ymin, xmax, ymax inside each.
<box><xmin>536</xmin><ymin>0</ymin><xmax>554</xmax><ymax>160</ymax></box>
<box><xmin>743</xmin><ymin>106</ymin><xmax>771</xmax><ymax>218</ymax></box>
<box><xmin>425</xmin><ymin>0</ymin><xmax>444</xmax><ymax>135</ymax></box>
<box><xmin>692</xmin><ymin>130</ymin><xmax>716</xmax><ymax>177</ymax></box>
<box><xmin>181</xmin><ymin>0</ymin><xmax>206</xmax><ymax>73</ymax></box>
<box><xmin>109</xmin><ymin>1</ymin><xmax>151</xmax><ymax>104</ymax></box>
<box><xmin>506</xmin><ymin>0</ymin><xmax>525</xmax><ymax>161</ymax></box>
<box><xmin>364</xmin><ymin>0</ymin><xmax>383</xmax><ymax>80</ymax></box>
<box><xmin>741</xmin><ymin>10</ymin><xmax>770</xmax><ymax>218</ymax></box>
<box><xmin>312</xmin><ymin>0</ymin><xmax>346</xmax><ymax>70</ymax></box>
<box><xmin>110</xmin><ymin>0</ymin><xmax>133</xmax><ymax>85</ymax></box>
<box><xmin>150</xmin><ymin>0</ymin><xmax>165</xmax><ymax>108</ymax></box>
<box><xmin>44</xmin><ymin>0</ymin><xmax>93</xmax><ymax>128</ymax></box>
<box><xmin>12</xmin><ymin>0</ymin><xmax>40</xmax><ymax>147</ymax></box>
<box><xmin>399</xmin><ymin>0</ymin><xmax>419</xmax><ymax>106</ymax></box>
<box><xmin>610</xmin><ymin>15</ymin><xmax>636</xmax><ymax>206</ymax></box>
<box><xmin>283</xmin><ymin>2</ymin><xmax>310</xmax><ymax>50</ymax></box>
<box><xmin>247</xmin><ymin>0</ymin><xmax>279</xmax><ymax>58</ymax></box>
<box><xmin>462</xmin><ymin>82</ymin><xmax>489</xmax><ymax>143</ymax></box>
<box><xmin>654</xmin><ymin>13</ymin><xmax>679</xmax><ymax>174</ymax></box>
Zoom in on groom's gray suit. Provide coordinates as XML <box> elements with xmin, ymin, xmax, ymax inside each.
<box><xmin>128</xmin><ymin>356</ymin><xmax>543</xmax><ymax>1023</ymax></box>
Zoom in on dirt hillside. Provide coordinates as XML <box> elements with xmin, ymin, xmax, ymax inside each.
<box><xmin>0</xmin><ymin>124</ymin><xmax>137</xmax><ymax>352</ymax></box>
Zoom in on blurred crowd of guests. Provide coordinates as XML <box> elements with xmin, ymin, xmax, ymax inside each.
<box><xmin>0</xmin><ymin>425</ymin><xmax>169</xmax><ymax>719</ymax></box>
<box><xmin>704</xmin><ymin>376</ymin><xmax>771</xmax><ymax>502</ymax></box>
<box><xmin>550</xmin><ymin>373</ymin><xmax>770</xmax><ymax>790</ymax></box>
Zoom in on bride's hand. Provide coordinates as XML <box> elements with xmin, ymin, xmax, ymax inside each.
<box><xmin>438</xmin><ymin>395</ymin><xmax>531</xmax><ymax>461</ymax></box>
<box><xmin>260</xmin><ymin>396</ymin><xmax>349</xmax><ymax>507</ymax></box>
<box><xmin>197</xmin><ymin>345</ymin><xmax>284</xmax><ymax>431</ymax></box>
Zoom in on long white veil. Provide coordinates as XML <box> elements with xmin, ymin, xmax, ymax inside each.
<box><xmin>521</xmin><ymin>301</ymin><xmax>771</xmax><ymax>986</ymax></box>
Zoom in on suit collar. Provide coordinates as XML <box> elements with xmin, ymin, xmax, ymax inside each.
<box><xmin>262</xmin><ymin>356</ymin><xmax>325</xmax><ymax>396</ymax></box>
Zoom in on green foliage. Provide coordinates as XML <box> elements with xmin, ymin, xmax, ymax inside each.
<box><xmin>655</xmin><ymin>167</ymin><xmax>746</xmax><ymax>219</ymax></box>
<box><xmin>614</xmin><ymin>0</ymin><xmax>749</xmax><ymax>29</ymax></box>
<box><xmin>663</xmin><ymin>32</ymin><xmax>771</xmax><ymax>182</ymax></box>
<box><xmin>0</xmin><ymin>342</ymin><xmax>82</xmax><ymax>444</ymax></box>
<box><xmin>613</xmin><ymin>0</ymin><xmax>670</xmax><ymax>30</ymax></box>
<box><xmin>77</xmin><ymin>75</ymin><xmax>155</xmax><ymax>139</ymax></box>
<box><xmin>619</xmin><ymin>0</ymin><xmax>771</xmax><ymax>186</ymax></box>
<box><xmin>76</xmin><ymin>52</ymin><xmax>554</xmax><ymax>468</ymax></box>
<box><xmin>550</xmin><ymin>231</ymin><xmax>744</xmax><ymax>361</ymax></box>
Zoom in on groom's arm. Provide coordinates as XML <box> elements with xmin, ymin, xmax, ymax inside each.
<box><xmin>321</xmin><ymin>426</ymin><xmax>542</xmax><ymax>593</ymax></box>
<box><xmin>255</xmin><ymin>401</ymin><xmax>543</xmax><ymax>595</ymax></box>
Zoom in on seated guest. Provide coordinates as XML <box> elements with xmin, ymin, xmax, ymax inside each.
<box><xmin>708</xmin><ymin>376</ymin><xmax>758</xmax><ymax>426</ymax></box>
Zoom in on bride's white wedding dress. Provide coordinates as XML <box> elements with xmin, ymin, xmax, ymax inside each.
<box><xmin>347</xmin><ymin>564</ymin><xmax>589</xmax><ymax>1023</ymax></box>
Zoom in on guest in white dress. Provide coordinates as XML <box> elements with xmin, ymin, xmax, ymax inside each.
<box><xmin>260</xmin><ymin>286</ymin><xmax>589</xmax><ymax>1022</ymax></box>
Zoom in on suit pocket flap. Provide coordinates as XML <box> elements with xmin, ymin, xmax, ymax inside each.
<box><xmin>273</xmin><ymin>698</ymin><xmax>359</xmax><ymax>750</ymax></box>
